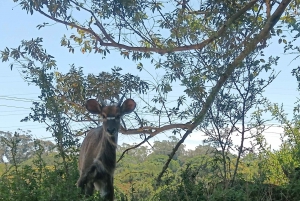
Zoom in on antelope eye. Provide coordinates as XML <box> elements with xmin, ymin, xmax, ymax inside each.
<box><xmin>115</xmin><ymin>115</ymin><xmax>121</xmax><ymax>119</ymax></box>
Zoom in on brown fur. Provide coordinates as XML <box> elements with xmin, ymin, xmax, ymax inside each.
<box><xmin>77</xmin><ymin>99</ymin><xmax>136</xmax><ymax>200</ymax></box>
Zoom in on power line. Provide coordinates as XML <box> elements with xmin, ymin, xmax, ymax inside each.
<box><xmin>0</xmin><ymin>95</ymin><xmax>40</xmax><ymax>102</ymax></box>
<box><xmin>0</xmin><ymin>110</ymin><xmax>30</xmax><ymax>113</ymax></box>
<box><xmin>0</xmin><ymin>95</ymin><xmax>38</xmax><ymax>99</ymax></box>
<box><xmin>0</xmin><ymin>105</ymin><xmax>31</xmax><ymax>109</ymax></box>
<box><xmin>0</xmin><ymin>113</ymin><xmax>30</xmax><ymax>117</ymax></box>
<box><xmin>0</xmin><ymin>93</ymin><xmax>39</xmax><ymax>96</ymax></box>
<box><xmin>0</xmin><ymin>124</ymin><xmax>47</xmax><ymax>129</ymax></box>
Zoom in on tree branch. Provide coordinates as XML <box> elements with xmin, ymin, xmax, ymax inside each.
<box><xmin>119</xmin><ymin>123</ymin><xmax>192</xmax><ymax>136</ymax></box>
<box><xmin>35</xmin><ymin>0</ymin><xmax>258</xmax><ymax>54</ymax></box>
<box><xmin>117</xmin><ymin>135</ymin><xmax>152</xmax><ymax>163</ymax></box>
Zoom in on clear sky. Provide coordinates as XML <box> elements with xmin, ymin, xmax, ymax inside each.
<box><xmin>0</xmin><ymin>1</ymin><xmax>299</xmax><ymax>151</ymax></box>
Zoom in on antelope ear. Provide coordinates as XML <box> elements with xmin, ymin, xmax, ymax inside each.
<box><xmin>121</xmin><ymin>99</ymin><xmax>136</xmax><ymax>114</ymax></box>
<box><xmin>85</xmin><ymin>99</ymin><xmax>102</xmax><ymax>114</ymax></box>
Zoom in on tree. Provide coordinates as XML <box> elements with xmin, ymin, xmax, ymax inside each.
<box><xmin>1</xmin><ymin>0</ymin><xmax>296</xmax><ymax>184</ymax></box>
<box><xmin>198</xmin><ymin>53</ymin><xmax>279</xmax><ymax>184</ymax></box>
<box><xmin>0</xmin><ymin>130</ymin><xmax>54</xmax><ymax>164</ymax></box>
<box><xmin>151</xmin><ymin>136</ymin><xmax>185</xmax><ymax>159</ymax></box>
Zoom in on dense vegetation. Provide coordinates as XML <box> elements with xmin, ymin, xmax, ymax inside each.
<box><xmin>1</xmin><ymin>128</ymin><xmax>300</xmax><ymax>201</ymax></box>
<box><xmin>1</xmin><ymin>0</ymin><xmax>300</xmax><ymax>200</ymax></box>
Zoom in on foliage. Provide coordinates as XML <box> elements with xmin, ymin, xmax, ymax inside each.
<box><xmin>0</xmin><ymin>130</ymin><xmax>54</xmax><ymax>164</ymax></box>
<box><xmin>2</xmin><ymin>0</ymin><xmax>300</xmax><ymax>200</ymax></box>
<box><xmin>0</xmin><ymin>133</ymin><xmax>81</xmax><ymax>201</ymax></box>
<box><xmin>199</xmin><ymin>53</ymin><xmax>279</xmax><ymax>184</ymax></box>
<box><xmin>1</xmin><ymin>0</ymin><xmax>297</xmax><ymax>178</ymax></box>
<box><xmin>2</xmin><ymin>133</ymin><xmax>300</xmax><ymax>201</ymax></box>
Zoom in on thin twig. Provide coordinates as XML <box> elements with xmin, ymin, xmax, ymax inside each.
<box><xmin>117</xmin><ymin>135</ymin><xmax>152</xmax><ymax>163</ymax></box>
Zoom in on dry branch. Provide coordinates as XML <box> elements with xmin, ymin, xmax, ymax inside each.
<box><xmin>117</xmin><ymin>135</ymin><xmax>153</xmax><ymax>163</ymax></box>
<box><xmin>119</xmin><ymin>124</ymin><xmax>192</xmax><ymax>136</ymax></box>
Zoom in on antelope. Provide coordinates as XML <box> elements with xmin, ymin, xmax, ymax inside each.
<box><xmin>77</xmin><ymin>96</ymin><xmax>136</xmax><ymax>200</ymax></box>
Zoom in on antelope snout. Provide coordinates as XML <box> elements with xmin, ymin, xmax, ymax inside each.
<box><xmin>106</xmin><ymin>128</ymin><xmax>116</xmax><ymax>134</ymax></box>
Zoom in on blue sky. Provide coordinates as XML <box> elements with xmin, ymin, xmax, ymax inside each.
<box><xmin>0</xmin><ymin>1</ymin><xmax>299</xmax><ymax>150</ymax></box>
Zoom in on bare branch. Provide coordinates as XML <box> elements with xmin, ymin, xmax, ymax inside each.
<box><xmin>156</xmin><ymin>130</ymin><xmax>192</xmax><ymax>182</ymax></box>
<box><xmin>117</xmin><ymin>135</ymin><xmax>152</xmax><ymax>163</ymax></box>
<box><xmin>119</xmin><ymin>123</ymin><xmax>192</xmax><ymax>136</ymax></box>
<box><xmin>266</xmin><ymin>0</ymin><xmax>271</xmax><ymax>18</ymax></box>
